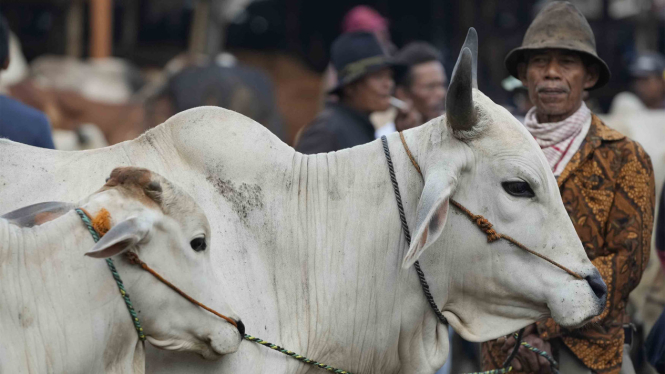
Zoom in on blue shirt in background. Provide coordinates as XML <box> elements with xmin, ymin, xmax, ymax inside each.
<box><xmin>0</xmin><ymin>95</ymin><xmax>54</xmax><ymax>149</ymax></box>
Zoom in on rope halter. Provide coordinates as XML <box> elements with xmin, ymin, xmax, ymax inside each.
<box><xmin>387</xmin><ymin>133</ymin><xmax>568</xmax><ymax>374</ymax></box>
<box><xmin>76</xmin><ymin>207</ymin><xmax>238</xmax><ymax>343</ymax></box>
<box><xmin>396</xmin><ymin>132</ymin><xmax>583</xmax><ymax>280</ymax></box>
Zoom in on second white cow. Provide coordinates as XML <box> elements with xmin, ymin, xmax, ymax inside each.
<box><xmin>0</xmin><ymin>167</ymin><xmax>243</xmax><ymax>374</ymax></box>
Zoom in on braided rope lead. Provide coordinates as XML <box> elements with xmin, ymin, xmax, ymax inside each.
<box><xmin>237</xmin><ymin>136</ymin><xmax>446</xmax><ymax>374</ymax></box>
<box><xmin>123</xmin><ymin>252</ymin><xmax>239</xmax><ymax>328</ymax></box>
<box><xmin>463</xmin><ymin>333</ymin><xmax>559</xmax><ymax>374</ymax></box>
<box><xmin>520</xmin><ymin>342</ymin><xmax>559</xmax><ymax>374</ymax></box>
<box><xmin>396</xmin><ymin>133</ymin><xmax>582</xmax><ymax>280</ymax></box>
<box><xmin>394</xmin><ymin>134</ymin><xmax>565</xmax><ymax>374</ymax></box>
<box><xmin>244</xmin><ymin>335</ymin><xmax>353</xmax><ymax>374</ymax></box>
<box><xmin>242</xmin><ymin>135</ymin><xmax>564</xmax><ymax>374</ymax></box>
<box><xmin>463</xmin><ymin>336</ymin><xmax>561</xmax><ymax>374</ymax></box>
<box><xmin>381</xmin><ymin>136</ymin><xmax>449</xmax><ymax>326</ymax></box>
<box><xmin>77</xmin><ymin>210</ymin><xmax>342</xmax><ymax>373</ymax></box>
<box><xmin>75</xmin><ymin>209</ymin><xmax>146</xmax><ymax>341</ymax></box>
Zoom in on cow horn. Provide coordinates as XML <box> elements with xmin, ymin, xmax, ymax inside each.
<box><xmin>461</xmin><ymin>27</ymin><xmax>478</xmax><ymax>89</ymax></box>
<box><xmin>446</xmin><ymin>46</ymin><xmax>476</xmax><ymax>133</ymax></box>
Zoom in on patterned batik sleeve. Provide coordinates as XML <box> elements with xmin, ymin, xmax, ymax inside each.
<box><xmin>602</xmin><ymin>144</ymin><xmax>655</xmax><ymax>322</ymax></box>
<box><xmin>482</xmin><ymin>140</ymin><xmax>655</xmax><ymax>373</ymax></box>
<box><xmin>546</xmin><ymin>143</ymin><xmax>654</xmax><ymax>337</ymax></box>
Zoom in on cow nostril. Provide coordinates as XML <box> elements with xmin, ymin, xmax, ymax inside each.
<box><xmin>585</xmin><ymin>273</ymin><xmax>607</xmax><ymax>300</ymax></box>
<box><xmin>235</xmin><ymin>320</ymin><xmax>245</xmax><ymax>336</ymax></box>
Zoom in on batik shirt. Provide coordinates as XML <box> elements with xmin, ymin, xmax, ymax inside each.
<box><xmin>482</xmin><ymin>115</ymin><xmax>655</xmax><ymax>374</ymax></box>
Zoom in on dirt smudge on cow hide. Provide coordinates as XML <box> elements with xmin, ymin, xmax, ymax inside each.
<box><xmin>328</xmin><ymin>183</ymin><xmax>341</xmax><ymax>201</ymax></box>
<box><xmin>18</xmin><ymin>307</ymin><xmax>34</xmax><ymax>328</ymax></box>
<box><xmin>206</xmin><ymin>176</ymin><xmax>264</xmax><ymax>225</ymax></box>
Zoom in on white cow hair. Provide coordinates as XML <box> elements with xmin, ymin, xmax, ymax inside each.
<box><xmin>0</xmin><ymin>209</ymin><xmax>146</xmax><ymax>373</ymax></box>
<box><xmin>448</xmin><ymin>104</ymin><xmax>489</xmax><ymax>141</ymax></box>
<box><xmin>0</xmin><ymin>168</ymin><xmax>242</xmax><ymax>374</ymax></box>
<box><xmin>0</xmin><ymin>95</ymin><xmax>602</xmax><ymax>373</ymax></box>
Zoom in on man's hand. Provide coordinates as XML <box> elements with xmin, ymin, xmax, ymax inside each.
<box><xmin>393</xmin><ymin>98</ymin><xmax>422</xmax><ymax>132</ymax></box>
<box><xmin>499</xmin><ymin>324</ymin><xmax>552</xmax><ymax>373</ymax></box>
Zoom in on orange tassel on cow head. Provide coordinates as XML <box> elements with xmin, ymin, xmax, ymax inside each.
<box><xmin>91</xmin><ymin>208</ymin><xmax>112</xmax><ymax>236</ymax></box>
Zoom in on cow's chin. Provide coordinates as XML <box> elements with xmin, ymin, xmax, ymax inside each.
<box><xmin>548</xmin><ymin>282</ymin><xmax>604</xmax><ymax>329</ymax></box>
<box><xmin>147</xmin><ymin>329</ymin><xmax>241</xmax><ymax>360</ymax></box>
<box><xmin>207</xmin><ymin>328</ymin><xmax>243</xmax><ymax>357</ymax></box>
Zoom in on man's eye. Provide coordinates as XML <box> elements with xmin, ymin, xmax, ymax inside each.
<box><xmin>502</xmin><ymin>181</ymin><xmax>535</xmax><ymax>198</ymax></box>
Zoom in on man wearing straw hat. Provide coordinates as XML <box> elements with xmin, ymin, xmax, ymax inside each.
<box><xmin>481</xmin><ymin>2</ymin><xmax>654</xmax><ymax>373</ymax></box>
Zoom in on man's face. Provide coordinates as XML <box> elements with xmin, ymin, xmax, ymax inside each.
<box><xmin>345</xmin><ymin>68</ymin><xmax>394</xmax><ymax>113</ymax></box>
<box><xmin>518</xmin><ymin>49</ymin><xmax>598</xmax><ymax>122</ymax></box>
<box><xmin>401</xmin><ymin>61</ymin><xmax>447</xmax><ymax>122</ymax></box>
<box><xmin>632</xmin><ymin>75</ymin><xmax>665</xmax><ymax>109</ymax></box>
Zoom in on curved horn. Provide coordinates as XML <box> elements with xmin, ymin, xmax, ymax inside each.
<box><xmin>446</xmin><ymin>47</ymin><xmax>476</xmax><ymax>133</ymax></box>
<box><xmin>460</xmin><ymin>27</ymin><xmax>478</xmax><ymax>88</ymax></box>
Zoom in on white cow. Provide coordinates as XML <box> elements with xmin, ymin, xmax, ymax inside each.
<box><xmin>0</xmin><ymin>167</ymin><xmax>243</xmax><ymax>374</ymax></box>
<box><xmin>0</xmin><ymin>30</ymin><xmax>605</xmax><ymax>373</ymax></box>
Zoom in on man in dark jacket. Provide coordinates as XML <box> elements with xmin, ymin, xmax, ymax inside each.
<box><xmin>0</xmin><ymin>14</ymin><xmax>54</xmax><ymax>149</ymax></box>
<box><xmin>295</xmin><ymin>32</ymin><xmax>398</xmax><ymax>154</ymax></box>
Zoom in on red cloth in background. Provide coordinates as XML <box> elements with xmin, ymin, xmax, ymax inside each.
<box><xmin>342</xmin><ymin>6</ymin><xmax>389</xmax><ymax>33</ymax></box>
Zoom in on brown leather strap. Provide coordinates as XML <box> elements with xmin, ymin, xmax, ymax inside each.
<box><xmin>125</xmin><ymin>252</ymin><xmax>238</xmax><ymax>328</ymax></box>
<box><xmin>82</xmin><ymin>207</ymin><xmax>238</xmax><ymax>328</ymax></box>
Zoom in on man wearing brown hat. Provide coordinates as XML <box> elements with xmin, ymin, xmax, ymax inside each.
<box><xmin>295</xmin><ymin>32</ymin><xmax>398</xmax><ymax>154</ymax></box>
<box><xmin>481</xmin><ymin>2</ymin><xmax>655</xmax><ymax>374</ymax></box>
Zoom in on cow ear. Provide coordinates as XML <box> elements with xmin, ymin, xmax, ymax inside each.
<box><xmin>85</xmin><ymin>217</ymin><xmax>152</xmax><ymax>258</ymax></box>
<box><xmin>2</xmin><ymin>201</ymin><xmax>75</xmax><ymax>227</ymax></box>
<box><xmin>402</xmin><ymin>173</ymin><xmax>455</xmax><ymax>269</ymax></box>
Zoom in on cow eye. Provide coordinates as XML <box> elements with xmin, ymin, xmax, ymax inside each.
<box><xmin>190</xmin><ymin>236</ymin><xmax>207</xmax><ymax>252</ymax></box>
<box><xmin>502</xmin><ymin>181</ymin><xmax>535</xmax><ymax>198</ymax></box>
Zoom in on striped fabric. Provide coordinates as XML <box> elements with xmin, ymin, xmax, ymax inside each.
<box><xmin>524</xmin><ymin>103</ymin><xmax>592</xmax><ymax>176</ymax></box>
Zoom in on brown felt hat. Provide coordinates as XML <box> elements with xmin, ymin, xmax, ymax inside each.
<box><xmin>505</xmin><ymin>1</ymin><xmax>610</xmax><ymax>90</ymax></box>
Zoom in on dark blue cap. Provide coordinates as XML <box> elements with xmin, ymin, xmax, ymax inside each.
<box><xmin>329</xmin><ymin>32</ymin><xmax>400</xmax><ymax>94</ymax></box>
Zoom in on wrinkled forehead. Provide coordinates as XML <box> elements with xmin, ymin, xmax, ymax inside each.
<box><xmin>94</xmin><ymin>168</ymin><xmax>210</xmax><ymax>237</ymax></box>
<box><xmin>100</xmin><ymin>167</ymin><xmax>206</xmax><ymax>223</ymax></box>
<box><xmin>100</xmin><ymin>167</ymin><xmax>162</xmax><ymax>208</ymax></box>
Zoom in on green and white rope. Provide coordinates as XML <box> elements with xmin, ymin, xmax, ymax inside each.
<box><xmin>76</xmin><ymin>208</ymin><xmax>146</xmax><ymax>341</ymax></box>
<box><xmin>465</xmin><ymin>332</ymin><xmax>559</xmax><ymax>374</ymax></box>
<box><xmin>244</xmin><ymin>335</ymin><xmax>353</xmax><ymax>374</ymax></box>
<box><xmin>518</xmin><ymin>341</ymin><xmax>559</xmax><ymax>373</ymax></box>
<box><xmin>469</xmin><ymin>367</ymin><xmax>513</xmax><ymax>374</ymax></box>
<box><xmin>244</xmin><ymin>332</ymin><xmax>559</xmax><ymax>374</ymax></box>
<box><xmin>76</xmin><ymin>204</ymin><xmax>557</xmax><ymax>374</ymax></box>
<box><xmin>240</xmin><ymin>137</ymin><xmax>561</xmax><ymax>374</ymax></box>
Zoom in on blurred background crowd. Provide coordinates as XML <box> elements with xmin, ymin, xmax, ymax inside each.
<box><xmin>2</xmin><ymin>0</ymin><xmax>665</xmax><ymax>373</ymax></box>
<box><xmin>4</xmin><ymin>0</ymin><xmax>665</xmax><ymax>147</ymax></box>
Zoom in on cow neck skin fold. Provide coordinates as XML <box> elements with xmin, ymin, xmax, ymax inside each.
<box><xmin>0</xmin><ymin>212</ymin><xmax>142</xmax><ymax>374</ymax></box>
<box><xmin>0</xmin><ymin>100</ymin><xmax>603</xmax><ymax>373</ymax></box>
